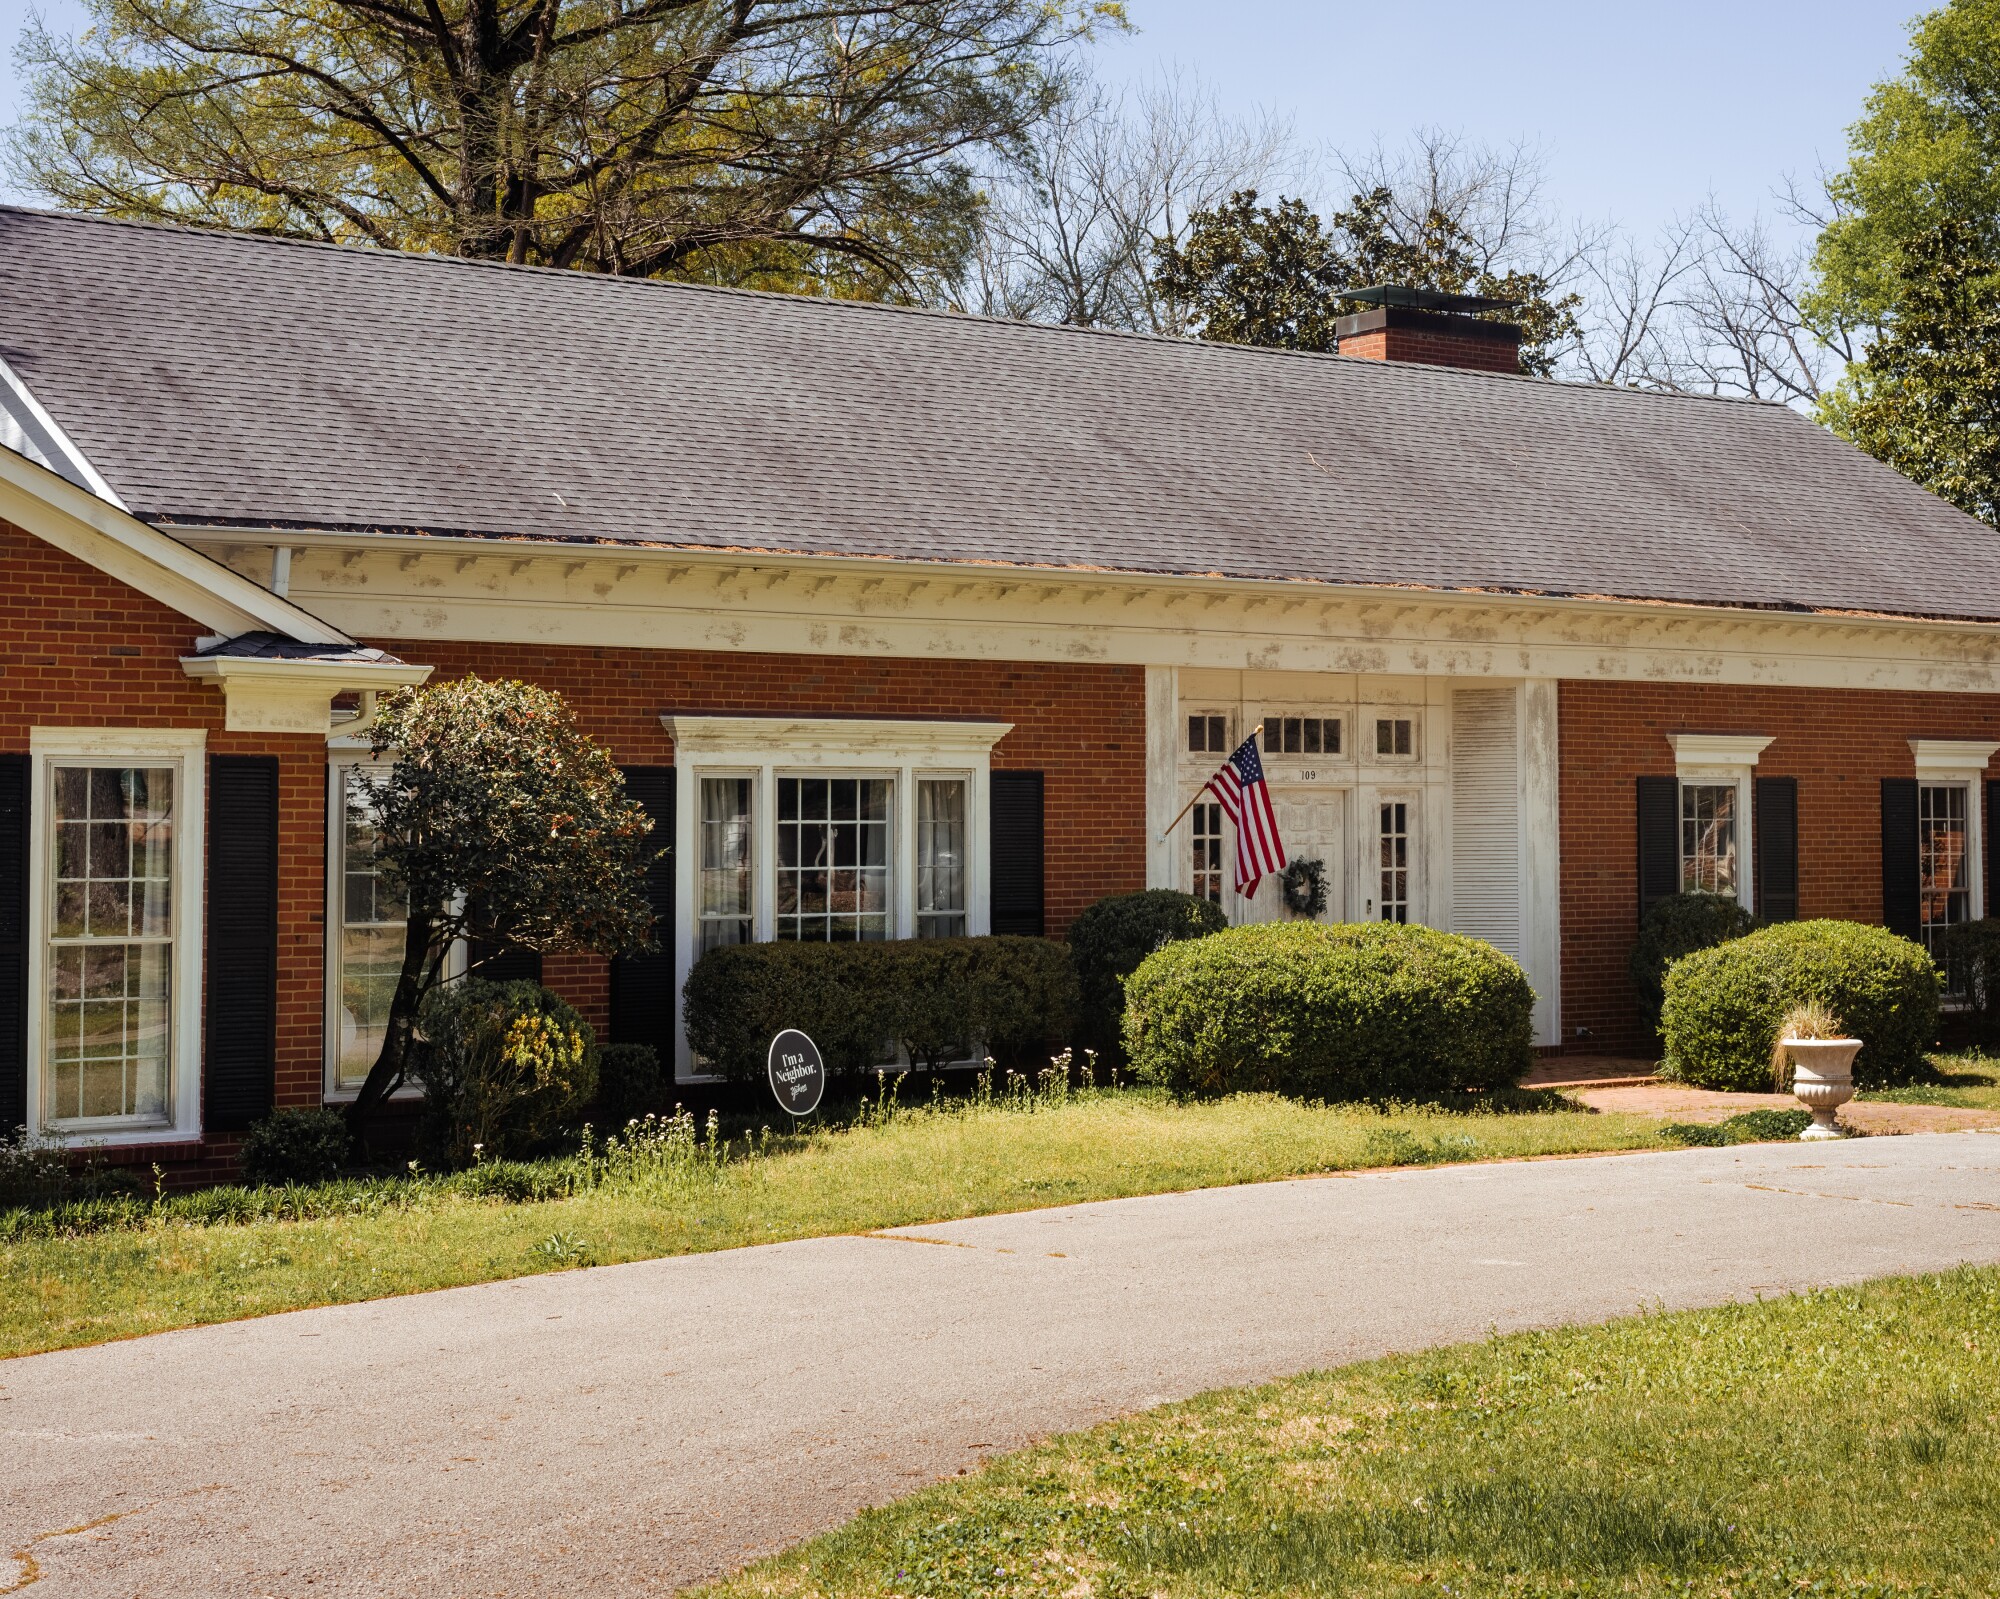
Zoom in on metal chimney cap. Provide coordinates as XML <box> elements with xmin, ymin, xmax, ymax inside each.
<box><xmin>1338</xmin><ymin>284</ymin><xmax>1518</xmax><ymax>315</ymax></box>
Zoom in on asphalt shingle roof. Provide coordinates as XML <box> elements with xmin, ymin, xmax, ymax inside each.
<box><xmin>0</xmin><ymin>204</ymin><xmax>1989</xmax><ymax>621</ymax></box>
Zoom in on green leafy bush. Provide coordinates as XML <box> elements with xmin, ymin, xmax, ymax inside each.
<box><xmin>1940</xmin><ymin>918</ymin><xmax>2000</xmax><ymax>1044</ymax></box>
<box><xmin>1660</xmin><ymin>920</ymin><xmax>1939</xmax><ymax>1092</ymax></box>
<box><xmin>1066</xmin><ymin>889</ymin><xmax>1228</xmax><ymax>1059</ymax></box>
<box><xmin>683</xmin><ymin>936</ymin><xmax>1077</xmax><ymax>1081</ymax></box>
<box><xmin>240</xmin><ymin>1106</ymin><xmax>351</xmax><ymax>1186</ymax></box>
<box><xmin>1123</xmin><ymin>921</ymin><xmax>1535</xmax><ymax>1102</ymax></box>
<box><xmin>414</xmin><ymin>979</ymin><xmax>599</xmax><ymax>1165</ymax></box>
<box><xmin>1629</xmin><ymin>892</ymin><xmax>1758</xmax><ymax>1030</ymax></box>
<box><xmin>595</xmin><ymin>1042</ymin><xmax>665</xmax><ymax>1130</ymax></box>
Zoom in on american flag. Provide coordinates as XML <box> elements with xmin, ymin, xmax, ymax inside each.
<box><xmin>1203</xmin><ymin>731</ymin><xmax>1288</xmax><ymax>894</ymax></box>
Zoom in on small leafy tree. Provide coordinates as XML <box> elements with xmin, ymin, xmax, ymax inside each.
<box><xmin>1150</xmin><ymin>186</ymin><xmax>1582</xmax><ymax>374</ymax></box>
<box><xmin>347</xmin><ymin>675</ymin><xmax>656</xmax><ymax>1136</ymax></box>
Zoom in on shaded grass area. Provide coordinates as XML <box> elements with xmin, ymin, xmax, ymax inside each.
<box><xmin>1865</xmin><ymin>1052</ymin><xmax>2000</xmax><ymax>1110</ymax></box>
<box><xmin>2</xmin><ymin>1089</ymin><xmax>1674</xmax><ymax>1359</ymax></box>
<box><xmin>700</xmin><ymin>1268</ymin><xmax>2000</xmax><ymax>1599</ymax></box>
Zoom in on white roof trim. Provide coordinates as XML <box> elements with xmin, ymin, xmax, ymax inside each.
<box><xmin>0</xmin><ymin>355</ymin><xmax>127</xmax><ymax>509</ymax></box>
<box><xmin>0</xmin><ymin>443</ymin><xmax>352</xmax><ymax>644</ymax></box>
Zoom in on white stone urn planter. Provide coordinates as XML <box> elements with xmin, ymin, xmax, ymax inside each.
<box><xmin>1782</xmin><ymin>1037</ymin><xmax>1862</xmax><ymax>1140</ymax></box>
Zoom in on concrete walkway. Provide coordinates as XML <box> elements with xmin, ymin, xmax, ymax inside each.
<box><xmin>6</xmin><ymin>1133</ymin><xmax>1999</xmax><ymax>1598</ymax></box>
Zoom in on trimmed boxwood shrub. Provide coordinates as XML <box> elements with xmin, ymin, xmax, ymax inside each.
<box><xmin>1629</xmin><ymin>891</ymin><xmax>1758</xmax><ymax>1030</ymax></box>
<box><xmin>240</xmin><ymin>1106</ymin><xmax>352</xmax><ymax>1186</ymax></box>
<box><xmin>683</xmin><ymin>936</ymin><xmax>1078</xmax><ymax>1083</ymax></box>
<box><xmin>1123</xmin><ymin>921</ymin><xmax>1535</xmax><ymax>1102</ymax></box>
<box><xmin>1660</xmin><ymin>920</ymin><xmax>1940</xmax><ymax>1092</ymax></box>
<box><xmin>1067</xmin><ymin>889</ymin><xmax>1228</xmax><ymax>1060</ymax></box>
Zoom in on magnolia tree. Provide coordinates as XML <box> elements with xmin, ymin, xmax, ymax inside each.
<box><xmin>347</xmin><ymin>675</ymin><xmax>657</xmax><ymax>1137</ymax></box>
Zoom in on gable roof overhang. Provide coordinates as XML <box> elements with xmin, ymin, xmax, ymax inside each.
<box><xmin>0</xmin><ymin>442</ymin><xmax>353</xmax><ymax>644</ymax></box>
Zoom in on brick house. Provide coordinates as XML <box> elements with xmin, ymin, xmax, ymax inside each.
<box><xmin>5</xmin><ymin>206</ymin><xmax>2000</xmax><ymax>1166</ymax></box>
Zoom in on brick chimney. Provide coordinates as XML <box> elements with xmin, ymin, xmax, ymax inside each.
<box><xmin>1334</xmin><ymin>286</ymin><xmax>1522</xmax><ymax>374</ymax></box>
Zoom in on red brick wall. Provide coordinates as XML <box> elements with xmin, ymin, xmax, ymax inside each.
<box><xmin>0</xmin><ymin>519</ymin><xmax>329</xmax><ymax>1157</ymax></box>
<box><xmin>367</xmin><ymin>642</ymin><xmax>1150</xmax><ymax>1028</ymax></box>
<box><xmin>1560</xmin><ymin>678</ymin><xmax>2000</xmax><ymax>1055</ymax></box>
<box><xmin>1341</xmin><ymin>327</ymin><xmax>1521</xmax><ymax>372</ymax></box>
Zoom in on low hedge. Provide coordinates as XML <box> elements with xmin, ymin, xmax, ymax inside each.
<box><xmin>1629</xmin><ymin>891</ymin><xmax>1757</xmax><ymax>1030</ymax></box>
<box><xmin>683</xmin><ymin>936</ymin><xmax>1078</xmax><ymax>1082</ymax></box>
<box><xmin>1122</xmin><ymin>921</ymin><xmax>1535</xmax><ymax>1102</ymax></box>
<box><xmin>1066</xmin><ymin>889</ymin><xmax>1229</xmax><ymax>1059</ymax></box>
<box><xmin>1659</xmin><ymin>920</ymin><xmax>1939</xmax><ymax>1091</ymax></box>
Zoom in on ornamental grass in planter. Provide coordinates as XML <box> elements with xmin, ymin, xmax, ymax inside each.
<box><xmin>1773</xmin><ymin>1001</ymin><xmax>1861</xmax><ymax>1140</ymax></box>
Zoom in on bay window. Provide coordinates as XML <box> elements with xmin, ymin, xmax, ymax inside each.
<box><xmin>30</xmin><ymin>729</ymin><xmax>203</xmax><ymax>1140</ymax></box>
<box><xmin>664</xmin><ymin>716</ymin><xmax>1013</xmax><ymax>1078</ymax></box>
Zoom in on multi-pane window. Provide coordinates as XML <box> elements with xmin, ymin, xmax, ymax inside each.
<box><xmin>1680</xmin><ymin>783</ymin><xmax>1739</xmax><ymax>897</ymax></box>
<box><xmin>333</xmin><ymin>769</ymin><xmax>406</xmax><ymax>1091</ymax></box>
<box><xmin>699</xmin><ymin>777</ymin><xmax>754</xmax><ymax>954</ymax></box>
<box><xmin>1919</xmin><ymin>784</ymin><xmax>1972</xmax><ymax>973</ymax></box>
<box><xmin>1379</xmin><ymin>801</ymin><xmax>1410</xmax><ymax>922</ymax></box>
<box><xmin>1187</xmin><ymin>714</ymin><xmax>1229</xmax><ymax>754</ymax></box>
<box><xmin>777</xmin><ymin>777</ymin><xmax>891</xmax><ymax>941</ymax></box>
<box><xmin>1375</xmin><ymin>718</ymin><xmax>1415</xmax><ymax>757</ymax></box>
<box><xmin>916</xmin><ymin>779</ymin><xmax>968</xmax><ymax>938</ymax></box>
<box><xmin>46</xmin><ymin>766</ymin><xmax>174</xmax><ymax>1125</ymax></box>
<box><xmin>1192</xmin><ymin>801</ymin><xmax>1224</xmax><ymax>904</ymax></box>
<box><xmin>1269</xmin><ymin>717</ymin><xmax>1341</xmax><ymax>756</ymax></box>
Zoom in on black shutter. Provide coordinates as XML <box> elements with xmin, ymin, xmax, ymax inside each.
<box><xmin>1881</xmin><ymin>777</ymin><xmax>1921</xmax><ymax>940</ymax></box>
<box><xmin>609</xmin><ymin>767</ymin><xmax>676</xmax><ymax>1057</ymax></box>
<box><xmin>1635</xmin><ymin>775</ymin><xmax>1680</xmax><ymax>925</ymax></box>
<box><xmin>1755</xmin><ymin>777</ymin><xmax>1799</xmax><ymax>923</ymax></box>
<box><xmin>206</xmin><ymin>756</ymin><xmax>279</xmax><ymax>1131</ymax></box>
<box><xmin>1989</xmin><ymin>781</ymin><xmax>2000</xmax><ymax>928</ymax></box>
<box><xmin>0</xmin><ymin>754</ymin><xmax>26</xmax><ymax>1133</ymax></box>
<box><xmin>471</xmin><ymin>942</ymin><xmax>544</xmax><ymax>984</ymax></box>
<box><xmin>990</xmin><ymin>770</ymin><xmax>1046</xmax><ymax>937</ymax></box>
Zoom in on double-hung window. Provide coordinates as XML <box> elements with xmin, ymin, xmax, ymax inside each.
<box><xmin>915</xmin><ymin>779</ymin><xmax>968</xmax><ymax>937</ymax></box>
<box><xmin>1666</xmin><ymin>735</ymin><xmax>1773</xmax><ymax>911</ymax></box>
<box><xmin>1680</xmin><ymin>783</ymin><xmax>1739</xmax><ymax>897</ymax></box>
<box><xmin>30</xmin><ymin>729</ymin><xmax>204</xmax><ymax>1140</ymax></box>
<box><xmin>1918</xmin><ymin>782</ymin><xmax>1972</xmax><ymax>968</ymax></box>
<box><xmin>328</xmin><ymin>763</ymin><xmax>407</xmax><ymax>1093</ymax></box>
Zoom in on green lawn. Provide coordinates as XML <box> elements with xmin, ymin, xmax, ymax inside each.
<box><xmin>699</xmin><ymin>1267</ymin><xmax>2000</xmax><ymax>1599</ymax></box>
<box><xmin>1863</xmin><ymin>1052</ymin><xmax>2000</xmax><ymax>1110</ymax></box>
<box><xmin>2</xmin><ymin>1088</ymin><xmax>1675</xmax><ymax>1359</ymax></box>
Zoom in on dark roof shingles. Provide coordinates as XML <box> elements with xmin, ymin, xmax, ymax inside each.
<box><xmin>0</xmin><ymin>205</ymin><xmax>1982</xmax><ymax>620</ymax></box>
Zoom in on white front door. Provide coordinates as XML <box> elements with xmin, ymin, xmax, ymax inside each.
<box><xmin>1240</xmin><ymin>788</ymin><xmax>1344</xmax><ymax>924</ymax></box>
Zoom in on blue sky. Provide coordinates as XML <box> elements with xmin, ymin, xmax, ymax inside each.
<box><xmin>0</xmin><ymin>0</ymin><xmax>1921</xmax><ymax>240</ymax></box>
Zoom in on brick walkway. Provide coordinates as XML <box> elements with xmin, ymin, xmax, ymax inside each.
<box><xmin>1524</xmin><ymin>1055</ymin><xmax>2000</xmax><ymax>1136</ymax></box>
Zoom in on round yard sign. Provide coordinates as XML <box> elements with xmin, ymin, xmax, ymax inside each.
<box><xmin>767</xmin><ymin>1029</ymin><xmax>826</xmax><ymax>1117</ymax></box>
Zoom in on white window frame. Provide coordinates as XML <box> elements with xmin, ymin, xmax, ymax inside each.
<box><xmin>28</xmin><ymin>726</ymin><xmax>205</xmax><ymax>1144</ymax></box>
<box><xmin>323</xmin><ymin>749</ymin><xmax>457</xmax><ymax>1100</ymax></box>
<box><xmin>1667</xmin><ymin>733</ymin><xmax>1773</xmax><ymax>914</ymax></box>
<box><xmin>1909</xmin><ymin>741</ymin><xmax>1998</xmax><ymax>972</ymax></box>
<box><xmin>662</xmin><ymin>716</ymin><xmax>1012</xmax><ymax>1080</ymax></box>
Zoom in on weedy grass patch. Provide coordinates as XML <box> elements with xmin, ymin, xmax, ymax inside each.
<box><xmin>698</xmin><ymin>1267</ymin><xmax>2000</xmax><ymax>1599</ymax></box>
<box><xmin>1863</xmin><ymin>1052</ymin><xmax>2000</xmax><ymax>1111</ymax></box>
<box><xmin>2</xmin><ymin>1082</ymin><xmax>1677</xmax><ymax>1358</ymax></box>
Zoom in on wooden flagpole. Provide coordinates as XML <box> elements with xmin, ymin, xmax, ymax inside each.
<box><xmin>1157</xmin><ymin>722</ymin><xmax>1262</xmax><ymax>841</ymax></box>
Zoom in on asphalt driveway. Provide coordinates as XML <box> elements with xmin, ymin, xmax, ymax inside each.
<box><xmin>6</xmin><ymin>1132</ymin><xmax>1998</xmax><ymax>1597</ymax></box>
